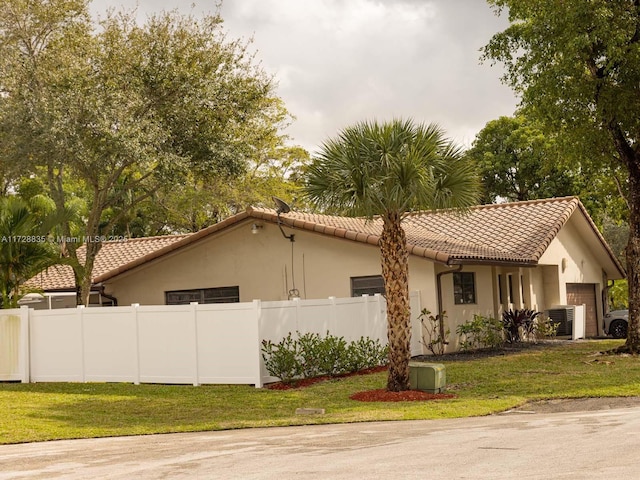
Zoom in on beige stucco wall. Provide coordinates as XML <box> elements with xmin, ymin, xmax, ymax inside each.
<box><xmin>103</xmin><ymin>210</ymin><xmax>612</xmax><ymax>347</ymax></box>
<box><xmin>538</xmin><ymin>216</ymin><xmax>606</xmax><ymax>333</ymax></box>
<box><xmin>435</xmin><ymin>265</ymin><xmax>499</xmax><ymax>351</ymax></box>
<box><xmin>104</xmin><ymin>220</ymin><xmax>439</xmax><ymax>314</ymax></box>
<box><xmin>436</xmin><ymin>209</ymin><xmax>611</xmax><ymax>347</ymax></box>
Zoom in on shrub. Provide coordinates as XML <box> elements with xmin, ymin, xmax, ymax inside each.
<box><xmin>345</xmin><ymin>337</ymin><xmax>389</xmax><ymax>372</ymax></box>
<box><xmin>261</xmin><ymin>333</ymin><xmax>303</xmax><ymax>384</ymax></box>
<box><xmin>314</xmin><ymin>333</ymin><xmax>349</xmax><ymax>376</ymax></box>
<box><xmin>261</xmin><ymin>331</ymin><xmax>388</xmax><ymax>382</ymax></box>
<box><xmin>535</xmin><ymin>314</ymin><xmax>560</xmax><ymax>340</ymax></box>
<box><xmin>296</xmin><ymin>332</ymin><xmax>323</xmax><ymax>378</ymax></box>
<box><xmin>419</xmin><ymin>309</ymin><xmax>450</xmax><ymax>356</ymax></box>
<box><xmin>456</xmin><ymin>314</ymin><xmax>504</xmax><ymax>352</ymax></box>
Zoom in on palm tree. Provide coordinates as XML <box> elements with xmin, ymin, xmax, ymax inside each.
<box><xmin>0</xmin><ymin>196</ymin><xmax>63</xmax><ymax>308</ymax></box>
<box><xmin>304</xmin><ymin>119</ymin><xmax>479</xmax><ymax>391</ymax></box>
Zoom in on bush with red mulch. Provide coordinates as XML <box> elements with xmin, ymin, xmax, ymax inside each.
<box><xmin>265</xmin><ymin>365</ymin><xmax>456</xmax><ymax>402</ymax></box>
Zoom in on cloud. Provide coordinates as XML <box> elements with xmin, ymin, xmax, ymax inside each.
<box><xmin>92</xmin><ymin>0</ymin><xmax>518</xmax><ymax>151</ymax></box>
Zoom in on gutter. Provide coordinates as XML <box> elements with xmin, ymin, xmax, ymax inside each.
<box><xmin>436</xmin><ymin>264</ymin><xmax>463</xmax><ymax>341</ymax></box>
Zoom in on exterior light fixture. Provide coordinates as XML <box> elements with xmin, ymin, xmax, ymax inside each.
<box><xmin>251</xmin><ymin>223</ymin><xmax>263</xmax><ymax>235</ymax></box>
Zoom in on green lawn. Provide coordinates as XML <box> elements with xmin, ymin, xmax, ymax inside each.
<box><xmin>1</xmin><ymin>339</ymin><xmax>639</xmax><ymax>445</ymax></box>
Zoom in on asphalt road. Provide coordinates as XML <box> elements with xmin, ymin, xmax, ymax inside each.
<box><xmin>2</xmin><ymin>405</ymin><xmax>640</xmax><ymax>479</ymax></box>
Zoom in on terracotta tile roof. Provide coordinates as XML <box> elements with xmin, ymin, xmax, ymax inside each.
<box><xmin>27</xmin><ymin>234</ymin><xmax>192</xmax><ymax>291</ymax></box>
<box><xmin>251</xmin><ymin>196</ymin><xmax>624</xmax><ymax>275</ymax></box>
<box><xmin>27</xmin><ymin>196</ymin><xmax>625</xmax><ymax>291</ymax></box>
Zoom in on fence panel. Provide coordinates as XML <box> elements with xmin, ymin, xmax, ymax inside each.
<box><xmin>258</xmin><ymin>300</ymin><xmax>299</xmax><ymax>342</ymax></box>
<box><xmin>82</xmin><ymin>306</ymin><xmax>138</xmax><ymax>383</ymax></box>
<box><xmin>30</xmin><ymin>309</ymin><xmax>84</xmax><ymax>382</ymax></box>
<box><xmin>16</xmin><ymin>293</ymin><xmax>421</xmax><ymax>386</ymax></box>
<box><xmin>196</xmin><ymin>302</ymin><xmax>261</xmax><ymax>386</ymax></box>
<box><xmin>0</xmin><ymin>309</ymin><xmax>22</xmax><ymax>381</ymax></box>
<box><xmin>136</xmin><ymin>305</ymin><xmax>198</xmax><ymax>384</ymax></box>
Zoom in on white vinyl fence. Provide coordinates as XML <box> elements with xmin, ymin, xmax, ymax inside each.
<box><xmin>1</xmin><ymin>293</ymin><xmax>423</xmax><ymax>387</ymax></box>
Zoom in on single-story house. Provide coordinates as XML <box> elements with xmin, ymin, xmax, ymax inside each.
<box><xmin>26</xmin><ymin>196</ymin><xmax>625</xmax><ymax>347</ymax></box>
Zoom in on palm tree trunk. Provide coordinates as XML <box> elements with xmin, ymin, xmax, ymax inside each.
<box><xmin>380</xmin><ymin>212</ymin><xmax>411</xmax><ymax>391</ymax></box>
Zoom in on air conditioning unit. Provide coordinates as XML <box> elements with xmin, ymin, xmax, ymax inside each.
<box><xmin>545</xmin><ymin>305</ymin><xmax>586</xmax><ymax>339</ymax></box>
<box><xmin>547</xmin><ymin>306</ymin><xmax>574</xmax><ymax>336</ymax></box>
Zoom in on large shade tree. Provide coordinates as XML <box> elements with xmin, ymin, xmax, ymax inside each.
<box><xmin>467</xmin><ymin>114</ymin><xmax>580</xmax><ymax>203</ymax></box>
<box><xmin>304</xmin><ymin>119</ymin><xmax>479</xmax><ymax>391</ymax></box>
<box><xmin>0</xmin><ymin>0</ymin><xmax>292</xmax><ymax>305</ymax></box>
<box><xmin>483</xmin><ymin>0</ymin><xmax>640</xmax><ymax>352</ymax></box>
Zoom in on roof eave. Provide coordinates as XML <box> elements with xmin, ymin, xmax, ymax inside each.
<box><xmin>446</xmin><ymin>258</ymin><xmax>538</xmax><ymax>267</ymax></box>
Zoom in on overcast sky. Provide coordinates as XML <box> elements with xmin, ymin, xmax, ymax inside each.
<box><xmin>90</xmin><ymin>0</ymin><xmax>519</xmax><ymax>152</ymax></box>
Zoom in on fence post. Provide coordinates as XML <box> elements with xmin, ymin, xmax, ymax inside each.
<box><xmin>293</xmin><ymin>297</ymin><xmax>301</xmax><ymax>333</ymax></box>
<box><xmin>191</xmin><ymin>302</ymin><xmax>200</xmax><ymax>387</ymax></box>
<box><xmin>374</xmin><ymin>294</ymin><xmax>385</xmax><ymax>344</ymax></box>
<box><xmin>132</xmin><ymin>304</ymin><xmax>140</xmax><ymax>385</ymax></box>
<box><xmin>19</xmin><ymin>306</ymin><xmax>30</xmax><ymax>383</ymax></box>
<box><xmin>253</xmin><ymin>299</ymin><xmax>263</xmax><ymax>388</ymax></box>
<box><xmin>328</xmin><ymin>296</ymin><xmax>337</xmax><ymax>335</ymax></box>
<box><xmin>362</xmin><ymin>294</ymin><xmax>370</xmax><ymax>340</ymax></box>
<box><xmin>77</xmin><ymin>305</ymin><xmax>86</xmax><ymax>383</ymax></box>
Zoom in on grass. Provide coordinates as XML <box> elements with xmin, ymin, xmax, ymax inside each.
<box><xmin>2</xmin><ymin>339</ymin><xmax>640</xmax><ymax>444</ymax></box>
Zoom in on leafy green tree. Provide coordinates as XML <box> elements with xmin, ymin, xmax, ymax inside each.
<box><xmin>304</xmin><ymin>119</ymin><xmax>479</xmax><ymax>391</ymax></box>
<box><xmin>0</xmin><ymin>1</ymin><xmax>293</xmax><ymax>304</ymax></box>
<box><xmin>483</xmin><ymin>0</ymin><xmax>640</xmax><ymax>352</ymax></box>
<box><xmin>0</xmin><ymin>196</ymin><xmax>63</xmax><ymax>308</ymax></box>
<box><xmin>126</xmin><ymin>144</ymin><xmax>310</xmax><ymax>234</ymax></box>
<box><xmin>468</xmin><ymin>115</ymin><xmax>579</xmax><ymax>203</ymax></box>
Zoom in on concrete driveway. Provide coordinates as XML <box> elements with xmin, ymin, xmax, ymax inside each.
<box><xmin>2</xmin><ymin>405</ymin><xmax>639</xmax><ymax>479</ymax></box>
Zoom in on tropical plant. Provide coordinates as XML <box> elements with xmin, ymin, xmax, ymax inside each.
<box><xmin>304</xmin><ymin>118</ymin><xmax>479</xmax><ymax>391</ymax></box>
<box><xmin>419</xmin><ymin>309</ymin><xmax>450</xmax><ymax>356</ymax></box>
<box><xmin>0</xmin><ymin>196</ymin><xmax>64</xmax><ymax>308</ymax></box>
<box><xmin>501</xmin><ymin>308</ymin><xmax>541</xmax><ymax>343</ymax></box>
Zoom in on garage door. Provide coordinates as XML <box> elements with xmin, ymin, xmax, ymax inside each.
<box><xmin>566</xmin><ymin>283</ymin><xmax>598</xmax><ymax>337</ymax></box>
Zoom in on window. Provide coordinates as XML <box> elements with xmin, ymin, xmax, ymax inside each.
<box><xmin>453</xmin><ymin>272</ymin><xmax>476</xmax><ymax>305</ymax></box>
<box><xmin>165</xmin><ymin>286</ymin><xmax>240</xmax><ymax>305</ymax></box>
<box><xmin>498</xmin><ymin>274</ymin><xmax>504</xmax><ymax>304</ymax></box>
<box><xmin>508</xmin><ymin>274</ymin><xmax>514</xmax><ymax>304</ymax></box>
<box><xmin>351</xmin><ymin>275</ymin><xmax>385</xmax><ymax>297</ymax></box>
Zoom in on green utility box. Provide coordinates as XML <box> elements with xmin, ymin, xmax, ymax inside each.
<box><xmin>409</xmin><ymin>362</ymin><xmax>446</xmax><ymax>393</ymax></box>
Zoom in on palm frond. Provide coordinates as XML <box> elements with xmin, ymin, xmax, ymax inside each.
<box><xmin>304</xmin><ymin>118</ymin><xmax>480</xmax><ymax>218</ymax></box>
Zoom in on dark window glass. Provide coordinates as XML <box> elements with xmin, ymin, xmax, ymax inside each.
<box><xmin>351</xmin><ymin>275</ymin><xmax>385</xmax><ymax>297</ymax></box>
<box><xmin>165</xmin><ymin>286</ymin><xmax>240</xmax><ymax>305</ymax></box>
<box><xmin>498</xmin><ymin>274</ymin><xmax>504</xmax><ymax>304</ymax></box>
<box><xmin>508</xmin><ymin>275</ymin><xmax>514</xmax><ymax>303</ymax></box>
<box><xmin>453</xmin><ymin>272</ymin><xmax>476</xmax><ymax>305</ymax></box>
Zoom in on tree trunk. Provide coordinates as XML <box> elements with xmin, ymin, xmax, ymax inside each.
<box><xmin>380</xmin><ymin>212</ymin><xmax>411</xmax><ymax>391</ymax></box>
<box><xmin>623</xmin><ymin>166</ymin><xmax>640</xmax><ymax>352</ymax></box>
<box><xmin>76</xmin><ymin>240</ymin><xmax>102</xmax><ymax>306</ymax></box>
<box><xmin>607</xmin><ymin>121</ymin><xmax>640</xmax><ymax>353</ymax></box>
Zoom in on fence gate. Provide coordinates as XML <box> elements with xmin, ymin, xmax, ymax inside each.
<box><xmin>0</xmin><ymin>310</ymin><xmax>24</xmax><ymax>381</ymax></box>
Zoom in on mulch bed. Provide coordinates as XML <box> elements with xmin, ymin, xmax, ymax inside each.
<box><xmin>265</xmin><ymin>365</ymin><xmax>457</xmax><ymax>402</ymax></box>
<box><xmin>350</xmin><ymin>389</ymin><xmax>456</xmax><ymax>402</ymax></box>
<box><xmin>266</xmin><ymin>365</ymin><xmax>387</xmax><ymax>391</ymax></box>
